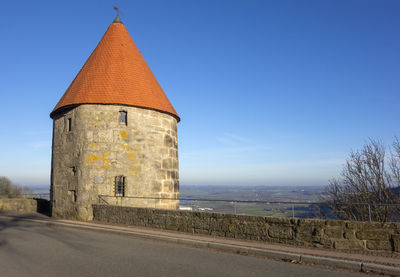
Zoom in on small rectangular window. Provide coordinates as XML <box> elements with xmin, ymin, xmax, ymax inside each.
<box><xmin>71</xmin><ymin>166</ymin><xmax>77</xmax><ymax>176</ymax></box>
<box><xmin>68</xmin><ymin>190</ymin><xmax>77</xmax><ymax>202</ymax></box>
<box><xmin>67</xmin><ymin>118</ymin><xmax>72</xmax><ymax>132</ymax></box>
<box><xmin>119</xmin><ymin>111</ymin><xmax>127</xmax><ymax>125</ymax></box>
<box><xmin>115</xmin><ymin>176</ymin><xmax>125</xmax><ymax>197</ymax></box>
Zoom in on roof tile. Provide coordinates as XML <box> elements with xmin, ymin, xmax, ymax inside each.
<box><xmin>50</xmin><ymin>22</ymin><xmax>179</xmax><ymax>121</ymax></box>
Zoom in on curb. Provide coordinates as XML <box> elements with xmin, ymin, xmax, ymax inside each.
<box><xmin>1</xmin><ymin>215</ymin><xmax>399</xmax><ymax>276</ymax></box>
<box><xmin>362</xmin><ymin>263</ymin><xmax>400</xmax><ymax>276</ymax></box>
<box><xmin>301</xmin><ymin>255</ymin><xmax>361</xmax><ymax>272</ymax></box>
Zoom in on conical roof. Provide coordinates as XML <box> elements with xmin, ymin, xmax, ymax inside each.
<box><xmin>50</xmin><ymin>20</ymin><xmax>179</xmax><ymax>121</ymax></box>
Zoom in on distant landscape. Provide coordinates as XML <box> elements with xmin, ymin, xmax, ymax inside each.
<box><xmin>180</xmin><ymin>185</ymin><xmax>328</xmax><ymax>218</ymax></box>
<box><xmin>30</xmin><ymin>184</ymin><xmax>328</xmax><ymax>219</ymax></box>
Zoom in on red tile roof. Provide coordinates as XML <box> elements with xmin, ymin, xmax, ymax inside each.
<box><xmin>50</xmin><ymin>21</ymin><xmax>179</xmax><ymax>121</ymax></box>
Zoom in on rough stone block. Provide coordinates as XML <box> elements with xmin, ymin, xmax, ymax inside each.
<box><xmin>162</xmin><ymin>159</ymin><xmax>172</xmax><ymax>169</ymax></box>
<box><xmin>324</xmin><ymin>227</ymin><xmax>344</xmax><ymax>239</ymax></box>
<box><xmin>164</xmin><ymin>135</ymin><xmax>173</xmax><ymax>147</ymax></box>
<box><xmin>151</xmin><ymin>181</ymin><xmax>161</xmax><ymax>192</ymax></box>
<box><xmin>312</xmin><ymin>237</ymin><xmax>333</xmax><ymax>248</ymax></box>
<box><xmin>391</xmin><ymin>234</ymin><xmax>400</xmax><ymax>252</ymax></box>
<box><xmin>343</xmin><ymin>230</ymin><xmax>356</xmax><ymax>240</ymax></box>
<box><xmin>268</xmin><ymin>225</ymin><xmax>293</xmax><ymax>240</ymax></box>
<box><xmin>295</xmin><ymin>223</ymin><xmax>315</xmax><ymax>241</ymax></box>
<box><xmin>366</xmin><ymin>240</ymin><xmax>392</xmax><ymax>251</ymax></box>
<box><xmin>325</xmin><ymin>220</ymin><xmax>346</xmax><ymax>227</ymax></box>
<box><xmin>356</xmin><ymin>229</ymin><xmax>390</xmax><ymax>240</ymax></box>
<box><xmin>333</xmin><ymin>239</ymin><xmax>365</xmax><ymax>250</ymax></box>
<box><xmin>162</xmin><ymin>180</ymin><xmax>174</xmax><ymax>192</ymax></box>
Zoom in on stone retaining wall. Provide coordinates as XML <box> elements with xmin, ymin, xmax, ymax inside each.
<box><xmin>0</xmin><ymin>198</ymin><xmax>50</xmax><ymax>214</ymax></box>
<box><xmin>92</xmin><ymin>204</ymin><xmax>400</xmax><ymax>253</ymax></box>
<box><xmin>0</xmin><ymin>198</ymin><xmax>38</xmax><ymax>213</ymax></box>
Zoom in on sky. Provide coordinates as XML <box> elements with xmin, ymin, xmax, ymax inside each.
<box><xmin>0</xmin><ymin>0</ymin><xmax>399</xmax><ymax>188</ymax></box>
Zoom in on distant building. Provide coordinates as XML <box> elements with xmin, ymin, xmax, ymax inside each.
<box><xmin>50</xmin><ymin>14</ymin><xmax>180</xmax><ymax>220</ymax></box>
<box><xmin>179</xmin><ymin>206</ymin><xmax>193</xmax><ymax>211</ymax></box>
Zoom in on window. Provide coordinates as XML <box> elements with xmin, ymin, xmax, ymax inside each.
<box><xmin>68</xmin><ymin>190</ymin><xmax>77</xmax><ymax>202</ymax></box>
<box><xmin>67</xmin><ymin>118</ymin><xmax>72</xmax><ymax>132</ymax></box>
<box><xmin>71</xmin><ymin>166</ymin><xmax>77</xmax><ymax>176</ymax></box>
<box><xmin>115</xmin><ymin>176</ymin><xmax>126</xmax><ymax>197</ymax></box>
<box><xmin>119</xmin><ymin>111</ymin><xmax>127</xmax><ymax>125</ymax></box>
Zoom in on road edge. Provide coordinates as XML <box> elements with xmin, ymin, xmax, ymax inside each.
<box><xmin>1</xmin><ymin>215</ymin><xmax>399</xmax><ymax>276</ymax></box>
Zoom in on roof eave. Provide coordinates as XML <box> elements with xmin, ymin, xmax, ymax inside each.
<box><xmin>50</xmin><ymin>103</ymin><xmax>181</xmax><ymax>122</ymax></box>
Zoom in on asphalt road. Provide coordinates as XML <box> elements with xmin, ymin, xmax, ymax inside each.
<box><xmin>0</xmin><ymin>217</ymin><xmax>366</xmax><ymax>277</ymax></box>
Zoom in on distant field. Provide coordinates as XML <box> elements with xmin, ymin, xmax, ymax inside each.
<box><xmin>31</xmin><ymin>184</ymin><xmax>329</xmax><ymax>218</ymax></box>
<box><xmin>180</xmin><ymin>185</ymin><xmax>329</xmax><ymax>218</ymax></box>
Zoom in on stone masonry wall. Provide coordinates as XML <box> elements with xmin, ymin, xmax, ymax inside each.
<box><xmin>51</xmin><ymin>104</ymin><xmax>179</xmax><ymax>220</ymax></box>
<box><xmin>93</xmin><ymin>205</ymin><xmax>400</xmax><ymax>253</ymax></box>
<box><xmin>0</xmin><ymin>198</ymin><xmax>38</xmax><ymax>213</ymax></box>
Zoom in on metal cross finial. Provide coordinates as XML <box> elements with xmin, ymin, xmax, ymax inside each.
<box><xmin>113</xmin><ymin>6</ymin><xmax>122</xmax><ymax>23</ymax></box>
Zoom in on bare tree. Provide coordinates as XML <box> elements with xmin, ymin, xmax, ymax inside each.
<box><xmin>0</xmin><ymin>176</ymin><xmax>12</xmax><ymax>196</ymax></box>
<box><xmin>0</xmin><ymin>176</ymin><xmax>32</xmax><ymax>198</ymax></box>
<box><xmin>326</xmin><ymin>139</ymin><xmax>400</xmax><ymax>222</ymax></box>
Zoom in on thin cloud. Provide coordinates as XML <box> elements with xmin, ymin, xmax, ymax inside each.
<box><xmin>215</xmin><ymin>132</ymin><xmax>252</xmax><ymax>146</ymax></box>
<box><xmin>29</xmin><ymin>140</ymin><xmax>51</xmax><ymax>149</ymax></box>
<box><xmin>23</xmin><ymin>130</ymin><xmax>52</xmax><ymax>135</ymax></box>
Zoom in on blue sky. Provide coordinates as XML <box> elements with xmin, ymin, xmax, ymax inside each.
<box><xmin>0</xmin><ymin>0</ymin><xmax>399</xmax><ymax>188</ymax></box>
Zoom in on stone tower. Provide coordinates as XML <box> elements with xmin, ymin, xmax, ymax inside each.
<box><xmin>50</xmin><ymin>15</ymin><xmax>180</xmax><ymax>220</ymax></box>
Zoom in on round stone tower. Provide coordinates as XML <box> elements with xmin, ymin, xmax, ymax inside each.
<box><xmin>50</xmin><ymin>15</ymin><xmax>180</xmax><ymax>220</ymax></box>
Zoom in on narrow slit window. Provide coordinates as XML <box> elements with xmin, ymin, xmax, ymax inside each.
<box><xmin>115</xmin><ymin>176</ymin><xmax>125</xmax><ymax>197</ymax></box>
<box><xmin>119</xmin><ymin>111</ymin><xmax>127</xmax><ymax>125</ymax></box>
<box><xmin>71</xmin><ymin>166</ymin><xmax>77</xmax><ymax>176</ymax></box>
<box><xmin>69</xmin><ymin>190</ymin><xmax>77</xmax><ymax>202</ymax></box>
<box><xmin>67</xmin><ymin>118</ymin><xmax>72</xmax><ymax>132</ymax></box>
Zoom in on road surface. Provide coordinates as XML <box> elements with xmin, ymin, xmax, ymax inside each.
<box><xmin>0</xmin><ymin>217</ymin><xmax>365</xmax><ymax>277</ymax></box>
